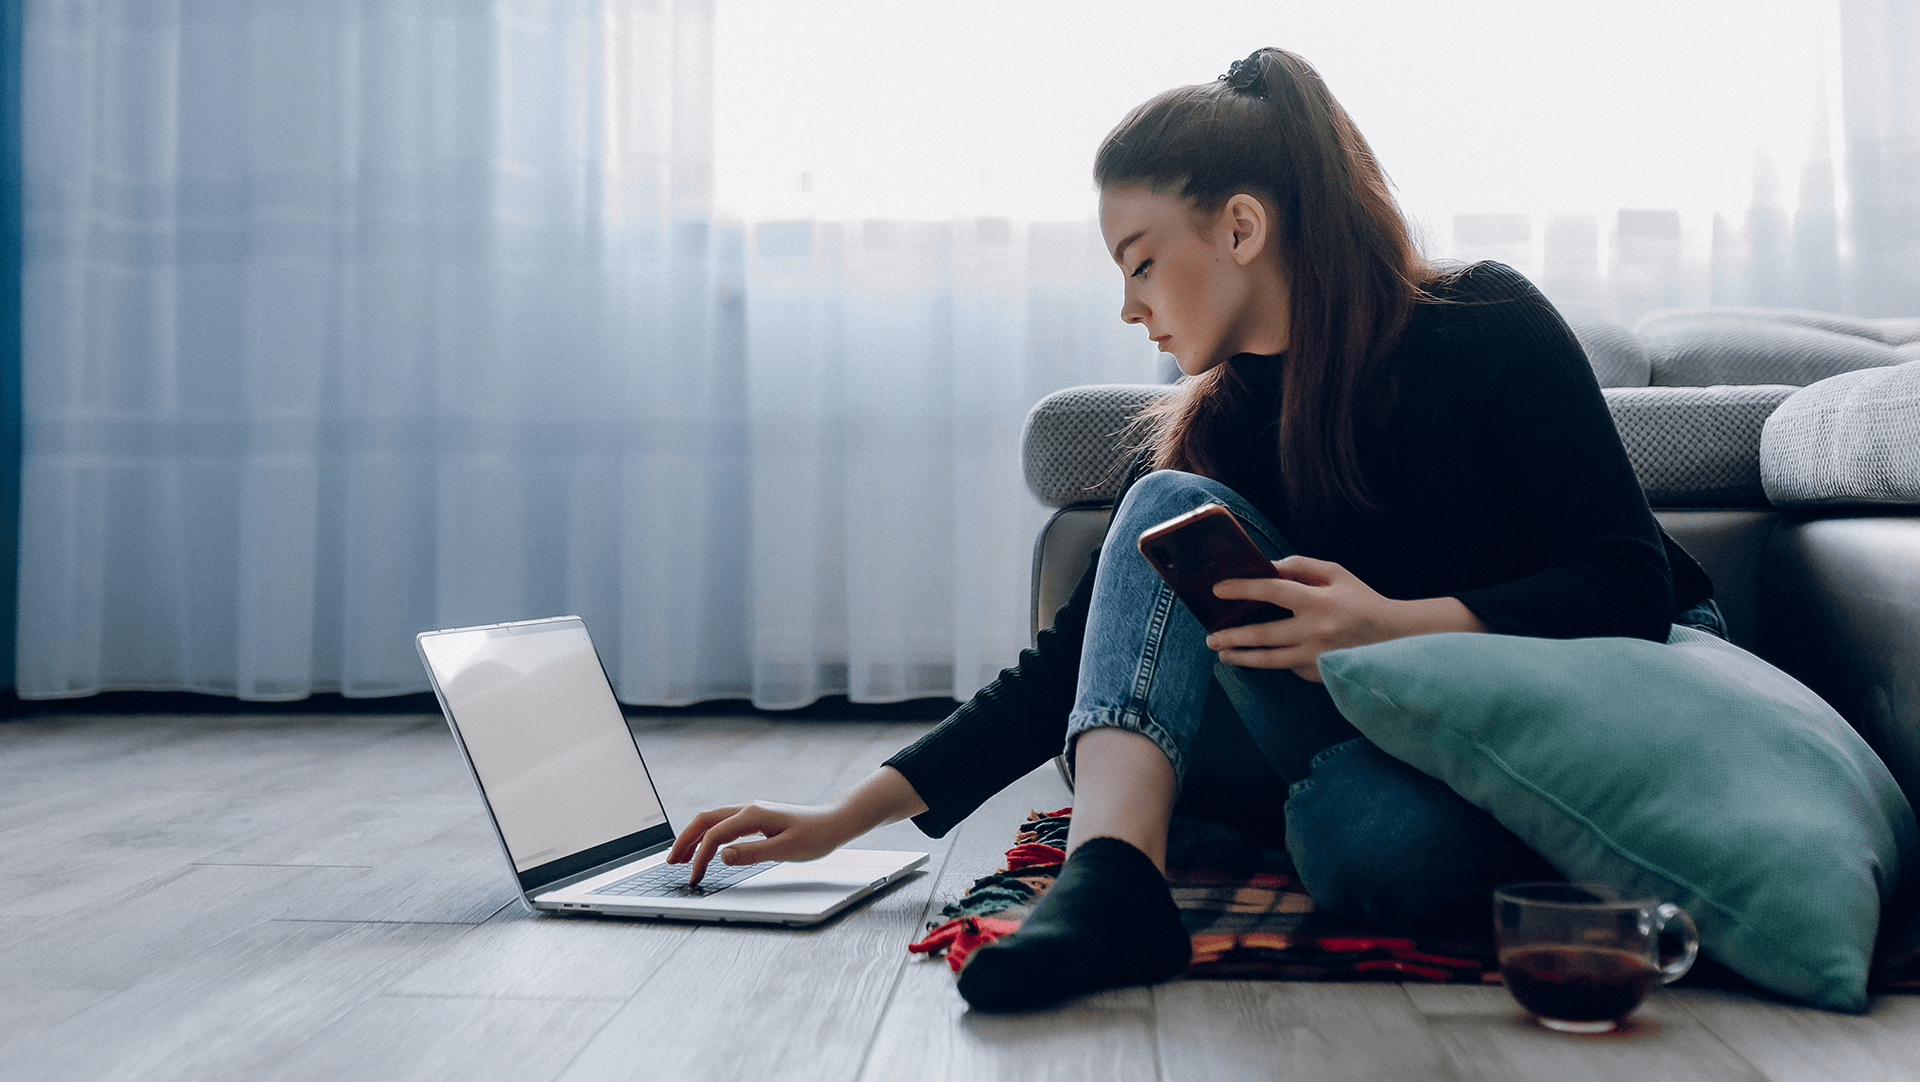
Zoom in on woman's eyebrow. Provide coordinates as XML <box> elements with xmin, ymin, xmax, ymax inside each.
<box><xmin>1111</xmin><ymin>229</ymin><xmax>1148</xmax><ymax>264</ymax></box>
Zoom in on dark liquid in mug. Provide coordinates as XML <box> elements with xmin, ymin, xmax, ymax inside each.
<box><xmin>1501</xmin><ymin>947</ymin><xmax>1658</xmax><ymax>1023</ymax></box>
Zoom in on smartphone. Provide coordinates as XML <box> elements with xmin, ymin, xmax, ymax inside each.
<box><xmin>1136</xmin><ymin>503</ymin><xmax>1292</xmax><ymax>633</ymax></box>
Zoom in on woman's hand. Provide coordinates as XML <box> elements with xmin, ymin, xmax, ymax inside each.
<box><xmin>665</xmin><ymin>765</ymin><xmax>928</xmax><ymax>885</ymax></box>
<box><xmin>667</xmin><ymin>801</ymin><xmax>858</xmax><ymax>885</ymax></box>
<box><xmin>1205</xmin><ymin>555</ymin><xmax>1487</xmax><ymax>681</ymax></box>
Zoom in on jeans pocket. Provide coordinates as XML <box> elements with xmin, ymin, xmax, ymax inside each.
<box><xmin>1287</xmin><ymin>738</ymin><xmax>1369</xmax><ymax>801</ymax></box>
<box><xmin>1306</xmin><ymin>737</ymin><xmax>1368</xmax><ymax>772</ymax></box>
<box><xmin>1676</xmin><ymin>598</ymin><xmax>1730</xmax><ymax>641</ymax></box>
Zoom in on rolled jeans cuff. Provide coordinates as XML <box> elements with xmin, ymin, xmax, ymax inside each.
<box><xmin>1062</xmin><ymin>705</ymin><xmax>1188</xmax><ymax>790</ymax></box>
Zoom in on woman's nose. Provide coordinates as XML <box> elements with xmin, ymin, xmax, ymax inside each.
<box><xmin>1120</xmin><ymin>294</ymin><xmax>1146</xmax><ymax>324</ymax></box>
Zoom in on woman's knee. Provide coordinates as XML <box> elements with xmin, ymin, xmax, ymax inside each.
<box><xmin>1289</xmin><ymin>826</ymin><xmax>1459</xmax><ymax>931</ymax></box>
<box><xmin>1109</xmin><ymin>471</ymin><xmax>1290</xmax><ymax>563</ymax></box>
<box><xmin>1110</xmin><ymin>470</ymin><xmax>1236</xmax><ymax>532</ymax></box>
<box><xmin>1286</xmin><ymin>778</ymin><xmax>1446</xmax><ymax>928</ymax></box>
<box><xmin>1284</xmin><ymin>741</ymin><xmax>1549</xmax><ymax>932</ymax></box>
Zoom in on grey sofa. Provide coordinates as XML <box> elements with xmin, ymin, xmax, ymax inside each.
<box><xmin>1020</xmin><ymin>306</ymin><xmax>1920</xmax><ymax>803</ymax></box>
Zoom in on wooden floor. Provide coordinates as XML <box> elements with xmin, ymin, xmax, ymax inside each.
<box><xmin>3</xmin><ymin>711</ymin><xmax>1919</xmax><ymax>1082</ymax></box>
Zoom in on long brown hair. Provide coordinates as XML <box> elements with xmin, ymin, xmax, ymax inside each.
<box><xmin>1095</xmin><ymin>48</ymin><xmax>1429</xmax><ymax>520</ymax></box>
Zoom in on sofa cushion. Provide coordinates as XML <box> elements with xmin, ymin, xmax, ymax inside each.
<box><xmin>1872</xmin><ymin>319</ymin><xmax>1920</xmax><ymax>347</ymax></box>
<box><xmin>1639</xmin><ymin>307</ymin><xmax>1920</xmax><ymax>348</ymax></box>
<box><xmin>1022</xmin><ymin>382</ymin><xmax>1794</xmax><ymax>510</ymax></box>
<box><xmin>1603</xmin><ymin>385</ymin><xmax>1794</xmax><ymax>507</ymax></box>
<box><xmin>1021</xmin><ymin>384</ymin><xmax>1167</xmax><ymax>507</ymax></box>
<box><xmin>1761</xmin><ymin>360</ymin><xmax>1920</xmax><ymax>507</ymax></box>
<box><xmin>1561</xmin><ymin>303</ymin><xmax>1651</xmax><ymax>387</ymax></box>
<box><xmin>1637</xmin><ymin>313</ymin><xmax>1913</xmax><ymax>387</ymax></box>
<box><xmin>1318</xmin><ymin>626</ymin><xmax>1918</xmax><ymax>1013</ymax></box>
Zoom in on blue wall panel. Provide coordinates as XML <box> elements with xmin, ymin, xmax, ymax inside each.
<box><xmin>2</xmin><ymin>0</ymin><xmax>20</xmax><ymax>689</ymax></box>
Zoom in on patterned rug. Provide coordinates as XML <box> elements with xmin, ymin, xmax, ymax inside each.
<box><xmin>908</xmin><ymin>807</ymin><xmax>1920</xmax><ymax>994</ymax></box>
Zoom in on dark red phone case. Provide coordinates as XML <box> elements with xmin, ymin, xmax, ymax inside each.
<box><xmin>1136</xmin><ymin>503</ymin><xmax>1292</xmax><ymax>633</ymax></box>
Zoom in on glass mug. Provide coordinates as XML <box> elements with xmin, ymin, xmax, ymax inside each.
<box><xmin>1493</xmin><ymin>882</ymin><xmax>1699</xmax><ymax>1033</ymax></box>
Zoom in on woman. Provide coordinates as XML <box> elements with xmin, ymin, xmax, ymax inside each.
<box><xmin>667</xmin><ymin>48</ymin><xmax>1716</xmax><ymax>1011</ymax></box>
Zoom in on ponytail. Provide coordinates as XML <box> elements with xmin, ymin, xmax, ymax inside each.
<box><xmin>1097</xmin><ymin>48</ymin><xmax>1428</xmax><ymax>520</ymax></box>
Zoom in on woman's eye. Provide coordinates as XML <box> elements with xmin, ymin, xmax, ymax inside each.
<box><xmin>1130</xmin><ymin>259</ymin><xmax>1152</xmax><ymax>278</ymax></box>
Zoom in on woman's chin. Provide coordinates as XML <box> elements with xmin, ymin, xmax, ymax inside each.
<box><xmin>1176</xmin><ymin>354</ymin><xmax>1228</xmax><ymax>377</ymax></box>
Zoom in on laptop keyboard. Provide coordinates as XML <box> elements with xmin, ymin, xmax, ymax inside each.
<box><xmin>587</xmin><ymin>859</ymin><xmax>777</xmax><ymax>898</ymax></box>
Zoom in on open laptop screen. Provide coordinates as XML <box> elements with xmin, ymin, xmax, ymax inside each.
<box><xmin>418</xmin><ymin>619</ymin><xmax>668</xmax><ymax>880</ymax></box>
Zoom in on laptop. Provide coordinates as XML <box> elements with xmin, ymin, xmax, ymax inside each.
<box><xmin>416</xmin><ymin>615</ymin><xmax>928</xmax><ymax>925</ymax></box>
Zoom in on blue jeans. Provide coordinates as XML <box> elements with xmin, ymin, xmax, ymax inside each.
<box><xmin>1064</xmin><ymin>470</ymin><xmax>1555</xmax><ymax>933</ymax></box>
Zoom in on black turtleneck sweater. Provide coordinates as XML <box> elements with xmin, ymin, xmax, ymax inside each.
<box><xmin>886</xmin><ymin>262</ymin><xmax>1699</xmax><ymax>837</ymax></box>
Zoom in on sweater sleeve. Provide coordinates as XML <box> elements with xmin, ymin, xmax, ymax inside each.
<box><xmin>882</xmin><ymin>552</ymin><xmax>1094</xmax><ymax>837</ymax></box>
<box><xmin>1443</xmin><ymin>264</ymin><xmax>1674</xmax><ymax>641</ymax></box>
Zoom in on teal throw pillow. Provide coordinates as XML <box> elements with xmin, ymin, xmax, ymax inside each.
<box><xmin>1318</xmin><ymin>625</ymin><xmax>1916</xmax><ymax>1013</ymax></box>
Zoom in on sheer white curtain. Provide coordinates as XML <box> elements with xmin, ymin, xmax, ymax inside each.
<box><xmin>18</xmin><ymin>0</ymin><xmax>749</xmax><ymax>702</ymax></box>
<box><xmin>17</xmin><ymin>0</ymin><xmax>1151</xmax><ymax>706</ymax></box>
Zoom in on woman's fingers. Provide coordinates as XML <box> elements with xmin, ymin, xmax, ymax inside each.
<box><xmin>1207</xmin><ymin>620</ymin><xmax>1295</xmax><ymax>652</ymax></box>
<box><xmin>687</xmin><ymin>805</ymin><xmax>792</xmax><ymax>885</ymax></box>
<box><xmin>1204</xmin><ymin>584</ymin><xmax>1309</xmax><ymax>651</ymax></box>
<box><xmin>1215</xmin><ymin>640</ymin><xmax>1313</xmax><ymax>670</ymax></box>
<box><xmin>1205</xmin><ymin>555</ymin><xmax>1371</xmax><ymax>674</ymax></box>
<box><xmin>1273</xmin><ymin>554</ymin><xmax>1342</xmax><ymax>583</ymax></box>
<box><xmin>712</xmin><ymin>829</ymin><xmax>815</xmax><ymax>867</ymax></box>
<box><xmin>1213</xmin><ymin>640</ymin><xmax>1326</xmax><ymax>681</ymax></box>
<box><xmin>668</xmin><ymin>805</ymin><xmax>745</xmax><ymax>865</ymax></box>
<box><xmin>1211</xmin><ymin>574</ymin><xmax>1311</xmax><ymax>608</ymax></box>
<box><xmin>1212</xmin><ymin>575</ymin><xmax>1294</xmax><ymax>601</ymax></box>
<box><xmin>1209</xmin><ymin>556</ymin><xmax>1345</xmax><ymax>608</ymax></box>
<box><xmin>666</xmin><ymin>800</ymin><xmax>859</xmax><ymax>885</ymax></box>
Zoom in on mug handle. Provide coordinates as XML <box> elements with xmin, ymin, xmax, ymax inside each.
<box><xmin>1653</xmin><ymin>902</ymin><xmax>1699</xmax><ymax>984</ymax></box>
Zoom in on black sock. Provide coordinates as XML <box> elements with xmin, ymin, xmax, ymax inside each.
<box><xmin>955</xmin><ymin>836</ymin><xmax>1190</xmax><ymax>1011</ymax></box>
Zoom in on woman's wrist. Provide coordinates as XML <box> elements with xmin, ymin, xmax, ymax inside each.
<box><xmin>830</xmin><ymin>765</ymin><xmax>931</xmax><ymax>834</ymax></box>
<box><xmin>1390</xmin><ymin>596</ymin><xmax>1489</xmax><ymax>638</ymax></box>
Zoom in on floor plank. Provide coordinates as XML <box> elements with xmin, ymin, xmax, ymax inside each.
<box><xmin>1674</xmin><ymin>987</ymin><xmax>1920</xmax><ymax>1082</ymax></box>
<box><xmin>1</xmin><ymin>714</ymin><xmax>433</xmax><ymax>798</ymax></box>
<box><xmin>1404</xmin><ymin>982</ymin><xmax>1768</xmax><ymax>1082</ymax></box>
<box><xmin>1156</xmin><ymin>981</ymin><xmax>1460</xmax><ymax>1082</ymax></box>
<box><xmin>0</xmin><ymin>715</ymin><xmax>455</xmax><ymax>916</ymax></box>
<box><xmin>0</xmin><ymin>919</ymin><xmax>466</xmax><ymax>1082</ymax></box>
<box><xmin>877</xmin><ymin>971</ymin><xmax>1161</xmax><ymax>1082</ymax></box>
<box><xmin>0</xmin><ymin>987</ymin><xmax>100</xmax><ymax>1039</ymax></box>
<box><xmin>193</xmin><ymin>790</ymin><xmax>480</xmax><ymax>869</ymax></box>
<box><xmin>272</xmin><ymin>810</ymin><xmax>520</xmax><ymax>924</ymax></box>
<box><xmin>0</xmin><ymin>786</ymin><xmax>251</xmax><ymax>916</ymax></box>
<box><xmin>384</xmin><ymin>906</ymin><xmax>697</xmax><ymax>1001</ymax></box>
<box><xmin>0</xmin><ymin>717</ymin><xmax>182</xmax><ymax>810</ymax></box>
<box><xmin>0</xmin><ymin>862</ymin><xmax>371</xmax><ymax>993</ymax></box>
<box><xmin>262</xmin><ymin>995</ymin><xmax>622</xmax><ymax>1082</ymax></box>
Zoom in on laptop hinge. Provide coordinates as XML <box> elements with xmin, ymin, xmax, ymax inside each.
<box><xmin>519</xmin><ymin>823</ymin><xmax>674</xmax><ymax>893</ymax></box>
<box><xmin>527</xmin><ymin>841</ymin><xmax>672</xmax><ymax>897</ymax></box>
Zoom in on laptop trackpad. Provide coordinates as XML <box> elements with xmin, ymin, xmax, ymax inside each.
<box><xmin>611</xmin><ymin>850</ymin><xmax>922</xmax><ymax>917</ymax></box>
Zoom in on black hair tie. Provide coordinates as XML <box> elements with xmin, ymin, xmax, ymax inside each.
<box><xmin>1220</xmin><ymin>53</ymin><xmax>1268</xmax><ymax>97</ymax></box>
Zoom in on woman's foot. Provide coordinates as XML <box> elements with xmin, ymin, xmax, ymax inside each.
<box><xmin>955</xmin><ymin>836</ymin><xmax>1190</xmax><ymax>1010</ymax></box>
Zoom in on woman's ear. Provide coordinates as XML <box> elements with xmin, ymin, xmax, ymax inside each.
<box><xmin>1223</xmin><ymin>194</ymin><xmax>1269</xmax><ymax>266</ymax></box>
